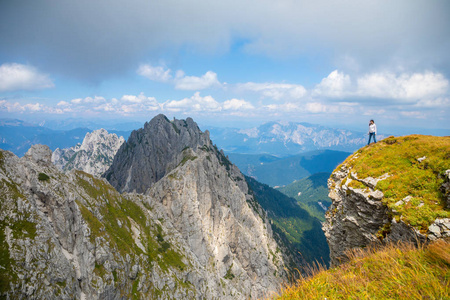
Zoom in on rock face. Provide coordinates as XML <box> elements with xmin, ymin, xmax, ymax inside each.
<box><xmin>104</xmin><ymin>115</ymin><xmax>209</xmax><ymax>193</ymax></box>
<box><xmin>1</xmin><ymin>115</ymin><xmax>289</xmax><ymax>299</ymax></box>
<box><xmin>104</xmin><ymin>114</ymin><xmax>287</xmax><ymax>296</ymax></box>
<box><xmin>52</xmin><ymin>128</ymin><xmax>124</xmax><ymax>177</ymax></box>
<box><xmin>323</xmin><ymin>135</ymin><xmax>450</xmax><ymax>266</ymax></box>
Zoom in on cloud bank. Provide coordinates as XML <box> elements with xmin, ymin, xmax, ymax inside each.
<box><xmin>0</xmin><ymin>63</ymin><xmax>54</xmax><ymax>92</ymax></box>
<box><xmin>1</xmin><ymin>1</ymin><xmax>449</xmax><ymax>81</ymax></box>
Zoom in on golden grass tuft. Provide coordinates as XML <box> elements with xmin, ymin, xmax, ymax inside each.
<box><xmin>272</xmin><ymin>239</ymin><xmax>450</xmax><ymax>300</ymax></box>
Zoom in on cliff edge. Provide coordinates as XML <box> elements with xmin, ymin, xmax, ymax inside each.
<box><xmin>323</xmin><ymin>135</ymin><xmax>450</xmax><ymax>266</ymax></box>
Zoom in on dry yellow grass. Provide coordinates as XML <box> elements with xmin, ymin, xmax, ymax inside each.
<box><xmin>273</xmin><ymin>239</ymin><xmax>450</xmax><ymax>300</ymax></box>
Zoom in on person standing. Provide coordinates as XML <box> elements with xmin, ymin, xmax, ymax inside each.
<box><xmin>368</xmin><ymin>119</ymin><xmax>377</xmax><ymax>145</ymax></box>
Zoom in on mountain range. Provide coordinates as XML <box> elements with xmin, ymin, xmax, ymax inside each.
<box><xmin>207</xmin><ymin>121</ymin><xmax>380</xmax><ymax>156</ymax></box>
<box><xmin>0</xmin><ymin>114</ymin><xmax>329</xmax><ymax>299</ymax></box>
<box><xmin>1</xmin><ymin>114</ymin><xmax>448</xmax><ymax>299</ymax></box>
<box><xmin>1</xmin><ymin>118</ymin><xmax>379</xmax><ymax>158</ymax></box>
<box><xmin>0</xmin><ymin>118</ymin><xmax>131</xmax><ymax>157</ymax></box>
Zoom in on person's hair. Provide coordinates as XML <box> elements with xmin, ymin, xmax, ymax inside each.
<box><xmin>370</xmin><ymin>119</ymin><xmax>374</xmax><ymax>123</ymax></box>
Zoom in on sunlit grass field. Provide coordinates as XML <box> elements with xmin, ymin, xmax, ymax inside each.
<box><xmin>274</xmin><ymin>239</ymin><xmax>450</xmax><ymax>300</ymax></box>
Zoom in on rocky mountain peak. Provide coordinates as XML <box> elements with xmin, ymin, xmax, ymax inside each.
<box><xmin>79</xmin><ymin>128</ymin><xmax>123</xmax><ymax>153</ymax></box>
<box><xmin>103</xmin><ymin>114</ymin><xmax>211</xmax><ymax>193</ymax></box>
<box><xmin>51</xmin><ymin>128</ymin><xmax>124</xmax><ymax>177</ymax></box>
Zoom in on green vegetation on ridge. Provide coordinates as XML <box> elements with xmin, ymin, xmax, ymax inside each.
<box><xmin>336</xmin><ymin>135</ymin><xmax>450</xmax><ymax>231</ymax></box>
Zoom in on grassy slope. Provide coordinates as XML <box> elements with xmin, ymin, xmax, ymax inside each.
<box><xmin>275</xmin><ymin>239</ymin><xmax>450</xmax><ymax>300</ymax></box>
<box><xmin>337</xmin><ymin>135</ymin><xmax>450</xmax><ymax>231</ymax></box>
<box><xmin>275</xmin><ymin>135</ymin><xmax>450</xmax><ymax>299</ymax></box>
<box><xmin>277</xmin><ymin>172</ymin><xmax>331</xmax><ymax>221</ymax></box>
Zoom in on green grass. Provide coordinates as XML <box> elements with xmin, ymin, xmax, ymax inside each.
<box><xmin>274</xmin><ymin>239</ymin><xmax>450</xmax><ymax>300</ymax></box>
<box><xmin>38</xmin><ymin>172</ymin><xmax>50</xmax><ymax>181</ymax></box>
<box><xmin>224</xmin><ymin>264</ymin><xmax>235</xmax><ymax>280</ymax></box>
<box><xmin>0</xmin><ymin>224</ymin><xmax>17</xmax><ymax>294</ymax></box>
<box><xmin>335</xmin><ymin>135</ymin><xmax>450</xmax><ymax>231</ymax></box>
<box><xmin>10</xmin><ymin>218</ymin><xmax>37</xmax><ymax>239</ymax></box>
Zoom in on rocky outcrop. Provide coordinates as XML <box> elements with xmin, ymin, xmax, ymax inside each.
<box><xmin>1</xmin><ymin>145</ymin><xmax>202</xmax><ymax>298</ymax></box>
<box><xmin>323</xmin><ymin>136</ymin><xmax>450</xmax><ymax>266</ymax></box>
<box><xmin>52</xmin><ymin>143</ymin><xmax>81</xmax><ymax>169</ymax></box>
<box><xmin>51</xmin><ymin>129</ymin><xmax>124</xmax><ymax>177</ymax></box>
<box><xmin>1</xmin><ymin>115</ymin><xmax>289</xmax><ymax>299</ymax></box>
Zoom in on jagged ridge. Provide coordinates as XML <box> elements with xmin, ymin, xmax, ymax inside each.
<box><xmin>52</xmin><ymin>128</ymin><xmax>124</xmax><ymax>177</ymax></box>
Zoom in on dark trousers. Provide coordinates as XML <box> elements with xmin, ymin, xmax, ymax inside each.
<box><xmin>368</xmin><ymin>132</ymin><xmax>377</xmax><ymax>145</ymax></box>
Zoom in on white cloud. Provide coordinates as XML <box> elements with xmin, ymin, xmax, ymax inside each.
<box><xmin>0</xmin><ymin>63</ymin><xmax>54</xmax><ymax>92</ymax></box>
<box><xmin>312</xmin><ymin>70</ymin><xmax>449</xmax><ymax>110</ymax></box>
<box><xmin>263</xmin><ymin>102</ymin><xmax>300</xmax><ymax>112</ymax></box>
<box><xmin>0</xmin><ymin>100</ymin><xmax>53</xmax><ymax>113</ymax></box>
<box><xmin>174</xmin><ymin>71</ymin><xmax>221</xmax><ymax>90</ymax></box>
<box><xmin>362</xmin><ymin>109</ymin><xmax>386</xmax><ymax>116</ymax></box>
<box><xmin>357</xmin><ymin>71</ymin><xmax>449</xmax><ymax>100</ymax></box>
<box><xmin>238</xmin><ymin>82</ymin><xmax>307</xmax><ymax>100</ymax></box>
<box><xmin>94</xmin><ymin>103</ymin><xmax>115</xmax><ymax>112</ymax></box>
<box><xmin>416</xmin><ymin>97</ymin><xmax>450</xmax><ymax>107</ymax></box>
<box><xmin>23</xmin><ymin>103</ymin><xmax>43</xmax><ymax>111</ymax></box>
<box><xmin>118</xmin><ymin>93</ymin><xmax>160</xmax><ymax>113</ymax></box>
<box><xmin>71</xmin><ymin>96</ymin><xmax>106</xmax><ymax>104</ymax></box>
<box><xmin>57</xmin><ymin>101</ymin><xmax>70</xmax><ymax>106</ymax></box>
<box><xmin>138</xmin><ymin>65</ymin><xmax>222</xmax><ymax>91</ymax></box>
<box><xmin>164</xmin><ymin>92</ymin><xmax>221</xmax><ymax>112</ymax></box>
<box><xmin>313</xmin><ymin>70</ymin><xmax>351</xmax><ymax>98</ymax></box>
<box><xmin>399</xmin><ymin>111</ymin><xmax>426</xmax><ymax>119</ymax></box>
<box><xmin>305</xmin><ymin>102</ymin><xmax>327</xmax><ymax>113</ymax></box>
<box><xmin>223</xmin><ymin>98</ymin><xmax>254</xmax><ymax>110</ymax></box>
<box><xmin>137</xmin><ymin>64</ymin><xmax>172</xmax><ymax>82</ymax></box>
<box><xmin>121</xmin><ymin>93</ymin><xmax>157</xmax><ymax>104</ymax></box>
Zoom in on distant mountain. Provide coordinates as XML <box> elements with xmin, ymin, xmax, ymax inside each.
<box><xmin>0</xmin><ymin>118</ymin><xmax>131</xmax><ymax>157</ymax></box>
<box><xmin>227</xmin><ymin>150</ymin><xmax>350</xmax><ymax>187</ymax></box>
<box><xmin>39</xmin><ymin>118</ymin><xmax>143</xmax><ymax>131</ymax></box>
<box><xmin>277</xmin><ymin>172</ymin><xmax>331</xmax><ymax>221</ymax></box>
<box><xmin>52</xmin><ymin>128</ymin><xmax>125</xmax><ymax>177</ymax></box>
<box><xmin>207</xmin><ymin>121</ymin><xmax>379</xmax><ymax>156</ymax></box>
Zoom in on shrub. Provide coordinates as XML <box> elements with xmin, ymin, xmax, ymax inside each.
<box><xmin>38</xmin><ymin>172</ymin><xmax>50</xmax><ymax>181</ymax></box>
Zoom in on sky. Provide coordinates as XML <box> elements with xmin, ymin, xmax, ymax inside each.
<box><xmin>1</xmin><ymin>0</ymin><xmax>449</xmax><ymax>134</ymax></box>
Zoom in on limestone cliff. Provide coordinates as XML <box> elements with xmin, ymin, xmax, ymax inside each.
<box><xmin>323</xmin><ymin>135</ymin><xmax>450</xmax><ymax>266</ymax></box>
<box><xmin>52</xmin><ymin>128</ymin><xmax>124</xmax><ymax>177</ymax></box>
<box><xmin>104</xmin><ymin>114</ymin><xmax>288</xmax><ymax>296</ymax></box>
<box><xmin>104</xmin><ymin>114</ymin><xmax>209</xmax><ymax>193</ymax></box>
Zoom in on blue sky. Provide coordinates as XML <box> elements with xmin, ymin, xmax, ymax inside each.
<box><xmin>1</xmin><ymin>0</ymin><xmax>449</xmax><ymax>133</ymax></box>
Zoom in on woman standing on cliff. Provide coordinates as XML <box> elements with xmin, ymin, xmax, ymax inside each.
<box><xmin>368</xmin><ymin>119</ymin><xmax>377</xmax><ymax>145</ymax></box>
